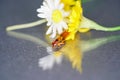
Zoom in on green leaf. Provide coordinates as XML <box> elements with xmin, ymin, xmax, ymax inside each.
<box><xmin>80</xmin><ymin>17</ymin><xmax>120</xmax><ymax>31</ymax></box>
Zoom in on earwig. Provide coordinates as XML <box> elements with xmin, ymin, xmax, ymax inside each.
<box><xmin>52</xmin><ymin>31</ymin><xmax>69</xmax><ymax>51</ymax></box>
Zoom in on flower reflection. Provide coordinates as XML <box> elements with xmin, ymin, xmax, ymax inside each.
<box><xmin>38</xmin><ymin>51</ymin><xmax>63</xmax><ymax>70</ymax></box>
<box><xmin>7</xmin><ymin>31</ymin><xmax>120</xmax><ymax>73</ymax></box>
<box><xmin>59</xmin><ymin>34</ymin><xmax>83</xmax><ymax>72</ymax></box>
<box><xmin>41</xmin><ymin>34</ymin><xmax>83</xmax><ymax>72</ymax></box>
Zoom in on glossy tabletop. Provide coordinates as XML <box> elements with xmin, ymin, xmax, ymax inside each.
<box><xmin>0</xmin><ymin>0</ymin><xmax>120</xmax><ymax>80</ymax></box>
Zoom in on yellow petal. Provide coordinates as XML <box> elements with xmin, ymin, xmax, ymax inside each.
<box><xmin>79</xmin><ymin>28</ymin><xmax>90</xmax><ymax>33</ymax></box>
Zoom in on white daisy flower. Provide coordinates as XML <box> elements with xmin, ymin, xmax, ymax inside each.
<box><xmin>37</xmin><ymin>0</ymin><xmax>69</xmax><ymax>38</ymax></box>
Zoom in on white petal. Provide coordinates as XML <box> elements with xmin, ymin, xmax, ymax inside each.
<box><xmin>37</xmin><ymin>8</ymin><xmax>41</xmax><ymax>12</ymax></box>
<box><xmin>43</xmin><ymin>1</ymin><xmax>47</xmax><ymax>7</ymax></box>
<box><xmin>46</xmin><ymin>26</ymin><xmax>53</xmax><ymax>35</ymax></box>
<box><xmin>58</xmin><ymin>3</ymin><xmax>64</xmax><ymax>10</ymax></box>
<box><xmin>47</xmin><ymin>21</ymin><xmax>52</xmax><ymax>26</ymax></box>
<box><xmin>37</xmin><ymin>8</ymin><xmax>47</xmax><ymax>13</ymax></box>
<box><xmin>63</xmin><ymin>11</ymin><xmax>70</xmax><ymax>17</ymax></box>
<box><xmin>37</xmin><ymin>14</ymin><xmax>46</xmax><ymax>18</ymax></box>
<box><xmin>47</xmin><ymin>0</ymin><xmax>54</xmax><ymax>9</ymax></box>
<box><xmin>54</xmin><ymin>0</ymin><xmax>60</xmax><ymax>8</ymax></box>
<box><xmin>50</xmin><ymin>26</ymin><xmax>56</xmax><ymax>38</ymax></box>
<box><xmin>57</xmin><ymin>25</ymin><xmax>63</xmax><ymax>34</ymax></box>
<box><xmin>61</xmin><ymin>21</ymin><xmax>68</xmax><ymax>29</ymax></box>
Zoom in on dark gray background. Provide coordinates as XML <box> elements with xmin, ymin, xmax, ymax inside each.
<box><xmin>0</xmin><ymin>0</ymin><xmax>120</xmax><ymax>80</ymax></box>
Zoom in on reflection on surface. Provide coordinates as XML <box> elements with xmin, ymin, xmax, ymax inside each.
<box><xmin>81</xmin><ymin>35</ymin><xmax>120</xmax><ymax>52</ymax></box>
<box><xmin>59</xmin><ymin>34</ymin><xmax>83</xmax><ymax>72</ymax></box>
<box><xmin>38</xmin><ymin>52</ymin><xmax>63</xmax><ymax>70</ymax></box>
<box><xmin>7</xmin><ymin>31</ymin><xmax>120</xmax><ymax>73</ymax></box>
<box><xmin>7</xmin><ymin>31</ymin><xmax>48</xmax><ymax>47</ymax></box>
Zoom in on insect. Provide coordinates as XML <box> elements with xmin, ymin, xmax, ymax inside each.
<box><xmin>52</xmin><ymin>31</ymin><xmax>69</xmax><ymax>51</ymax></box>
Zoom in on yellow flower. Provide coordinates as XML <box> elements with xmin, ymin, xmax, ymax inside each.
<box><xmin>65</xmin><ymin>0</ymin><xmax>89</xmax><ymax>40</ymax></box>
<box><xmin>61</xmin><ymin>0</ymin><xmax>76</xmax><ymax>11</ymax></box>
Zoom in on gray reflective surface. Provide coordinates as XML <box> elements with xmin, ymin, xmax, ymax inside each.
<box><xmin>0</xmin><ymin>0</ymin><xmax>120</xmax><ymax>80</ymax></box>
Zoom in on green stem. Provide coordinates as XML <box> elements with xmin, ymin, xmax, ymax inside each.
<box><xmin>80</xmin><ymin>17</ymin><xmax>120</xmax><ymax>32</ymax></box>
<box><xmin>105</xmin><ymin>26</ymin><xmax>120</xmax><ymax>31</ymax></box>
<box><xmin>6</xmin><ymin>19</ymin><xmax>46</xmax><ymax>31</ymax></box>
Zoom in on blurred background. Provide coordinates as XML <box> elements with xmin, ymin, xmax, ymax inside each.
<box><xmin>0</xmin><ymin>0</ymin><xmax>120</xmax><ymax>80</ymax></box>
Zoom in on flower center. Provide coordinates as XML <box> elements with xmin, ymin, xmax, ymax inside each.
<box><xmin>52</xmin><ymin>10</ymin><xmax>62</xmax><ymax>23</ymax></box>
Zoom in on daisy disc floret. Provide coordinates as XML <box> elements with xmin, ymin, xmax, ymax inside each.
<box><xmin>37</xmin><ymin>0</ymin><xmax>69</xmax><ymax>38</ymax></box>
